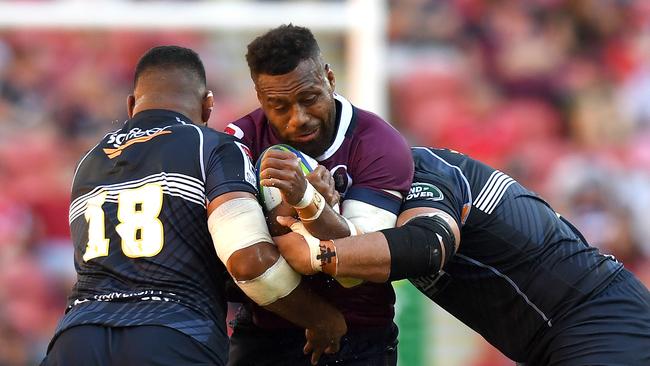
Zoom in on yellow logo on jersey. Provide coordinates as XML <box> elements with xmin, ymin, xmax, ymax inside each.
<box><xmin>103</xmin><ymin>130</ymin><xmax>172</xmax><ymax>159</ymax></box>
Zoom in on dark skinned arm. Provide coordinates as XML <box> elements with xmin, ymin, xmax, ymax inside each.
<box><xmin>208</xmin><ymin>191</ymin><xmax>347</xmax><ymax>364</ymax></box>
<box><xmin>258</xmin><ymin>149</ymin><xmax>352</xmax><ymax>239</ymax></box>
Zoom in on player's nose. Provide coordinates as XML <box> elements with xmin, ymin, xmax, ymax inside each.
<box><xmin>288</xmin><ymin>104</ymin><xmax>310</xmax><ymax>129</ymax></box>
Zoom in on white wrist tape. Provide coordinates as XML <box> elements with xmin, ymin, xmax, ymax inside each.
<box><xmin>294</xmin><ymin>183</ymin><xmax>316</xmax><ymax>209</ymax></box>
<box><xmin>235</xmin><ymin>256</ymin><xmax>301</xmax><ymax>306</ymax></box>
<box><xmin>289</xmin><ymin>221</ymin><xmax>324</xmax><ymax>272</ymax></box>
<box><xmin>207</xmin><ymin>197</ymin><xmax>272</xmax><ymax>265</ymax></box>
<box><xmin>301</xmin><ymin>192</ymin><xmax>326</xmax><ymax>222</ymax></box>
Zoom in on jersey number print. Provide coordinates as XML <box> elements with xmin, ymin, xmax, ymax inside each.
<box><xmin>84</xmin><ymin>184</ymin><xmax>164</xmax><ymax>261</ymax></box>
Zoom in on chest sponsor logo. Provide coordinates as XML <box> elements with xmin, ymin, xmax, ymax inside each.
<box><xmin>104</xmin><ymin>127</ymin><xmax>172</xmax><ymax>159</ymax></box>
<box><xmin>406</xmin><ymin>182</ymin><xmax>443</xmax><ymax>201</ymax></box>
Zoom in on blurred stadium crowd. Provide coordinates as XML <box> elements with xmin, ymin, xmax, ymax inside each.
<box><xmin>1</xmin><ymin>1</ymin><xmax>649</xmax><ymax>365</ymax></box>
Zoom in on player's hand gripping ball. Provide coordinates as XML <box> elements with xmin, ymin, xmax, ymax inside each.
<box><xmin>256</xmin><ymin>144</ymin><xmax>319</xmax><ymax>211</ymax></box>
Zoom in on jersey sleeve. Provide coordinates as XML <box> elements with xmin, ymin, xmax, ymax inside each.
<box><xmin>403</xmin><ymin>148</ymin><xmax>472</xmax><ymax>226</ymax></box>
<box><xmin>204</xmin><ymin>132</ymin><xmax>258</xmax><ymax>202</ymax></box>
<box><xmin>345</xmin><ymin>125</ymin><xmax>414</xmax><ymax>216</ymax></box>
<box><xmin>224</xmin><ymin>115</ymin><xmax>257</xmax><ymax>157</ymax></box>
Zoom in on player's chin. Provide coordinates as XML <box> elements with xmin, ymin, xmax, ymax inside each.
<box><xmin>289</xmin><ymin>140</ymin><xmax>324</xmax><ymax>158</ymax></box>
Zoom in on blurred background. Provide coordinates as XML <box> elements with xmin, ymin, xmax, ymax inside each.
<box><xmin>1</xmin><ymin>0</ymin><xmax>649</xmax><ymax>365</ymax></box>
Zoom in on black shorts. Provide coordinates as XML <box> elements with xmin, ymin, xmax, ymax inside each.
<box><xmin>529</xmin><ymin>269</ymin><xmax>650</xmax><ymax>366</ymax></box>
<box><xmin>42</xmin><ymin>324</ymin><xmax>223</xmax><ymax>366</ymax></box>
<box><xmin>228</xmin><ymin>312</ymin><xmax>398</xmax><ymax>366</ymax></box>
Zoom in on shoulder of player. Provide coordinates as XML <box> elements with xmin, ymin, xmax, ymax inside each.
<box><xmin>228</xmin><ymin>108</ymin><xmax>266</xmax><ymax>129</ymax></box>
<box><xmin>351</xmin><ymin>109</ymin><xmax>406</xmax><ymax>146</ymax></box>
<box><xmin>347</xmin><ymin>110</ymin><xmax>411</xmax><ymax>165</ymax></box>
<box><xmin>412</xmin><ymin>147</ymin><xmax>471</xmax><ymax>166</ymax></box>
<box><xmin>224</xmin><ymin>108</ymin><xmax>266</xmax><ymax>140</ymax></box>
<box><xmin>411</xmin><ymin>147</ymin><xmax>476</xmax><ymax>194</ymax></box>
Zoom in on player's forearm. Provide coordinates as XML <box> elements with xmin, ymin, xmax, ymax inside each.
<box><xmin>303</xmin><ymin>206</ymin><xmax>352</xmax><ymax>239</ymax></box>
<box><xmin>263</xmin><ymin>281</ymin><xmax>346</xmax><ymax>331</ymax></box>
<box><xmin>321</xmin><ymin>232</ymin><xmax>392</xmax><ymax>283</ymax></box>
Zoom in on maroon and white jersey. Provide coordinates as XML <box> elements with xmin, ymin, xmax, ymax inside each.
<box><xmin>226</xmin><ymin>94</ymin><xmax>414</xmax><ymax>328</ymax></box>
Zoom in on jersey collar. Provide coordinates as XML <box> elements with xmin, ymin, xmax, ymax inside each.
<box><xmin>130</xmin><ymin>109</ymin><xmax>193</xmax><ymax>126</ymax></box>
<box><xmin>316</xmin><ymin>94</ymin><xmax>353</xmax><ymax>161</ymax></box>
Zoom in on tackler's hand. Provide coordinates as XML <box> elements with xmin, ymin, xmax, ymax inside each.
<box><xmin>274</xmin><ymin>217</ymin><xmax>319</xmax><ymax>276</ymax></box>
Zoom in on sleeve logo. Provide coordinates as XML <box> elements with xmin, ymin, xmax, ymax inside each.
<box><xmin>234</xmin><ymin>141</ymin><xmax>258</xmax><ymax>189</ymax></box>
<box><xmin>225</xmin><ymin>123</ymin><xmax>244</xmax><ymax>139</ymax></box>
<box><xmin>406</xmin><ymin>182</ymin><xmax>444</xmax><ymax>201</ymax></box>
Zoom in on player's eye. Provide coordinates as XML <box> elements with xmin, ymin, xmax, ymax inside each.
<box><xmin>268</xmin><ymin>102</ymin><xmax>288</xmax><ymax>111</ymax></box>
<box><xmin>302</xmin><ymin>94</ymin><xmax>318</xmax><ymax>106</ymax></box>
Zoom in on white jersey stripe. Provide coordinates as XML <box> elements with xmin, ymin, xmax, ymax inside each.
<box><xmin>70</xmin><ymin>172</ymin><xmax>203</xmax><ymax>213</ymax></box>
<box><xmin>69</xmin><ymin>183</ymin><xmax>206</xmax><ymax>224</ymax></box>
<box><xmin>474</xmin><ymin>172</ymin><xmax>506</xmax><ymax>208</ymax></box>
<box><xmin>476</xmin><ymin>175</ymin><xmax>512</xmax><ymax>211</ymax></box>
<box><xmin>69</xmin><ymin>173</ymin><xmax>206</xmax><ymax>223</ymax></box>
<box><xmin>475</xmin><ymin>171</ymin><xmax>515</xmax><ymax>213</ymax></box>
<box><xmin>189</xmin><ymin>124</ymin><xmax>206</xmax><ymax>183</ymax></box>
<box><xmin>69</xmin><ymin>176</ymin><xmax>205</xmax><ymax>218</ymax></box>
<box><xmin>69</xmin><ymin>177</ymin><xmax>204</xmax><ymax>220</ymax></box>
<box><xmin>473</xmin><ymin>171</ymin><xmax>500</xmax><ymax>208</ymax></box>
<box><xmin>316</xmin><ymin>94</ymin><xmax>353</xmax><ymax>161</ymax></box>
<box><xmin>484</xmin><ymin>180</ymin><xmax>516</xmax><ymax>214</ymax></box>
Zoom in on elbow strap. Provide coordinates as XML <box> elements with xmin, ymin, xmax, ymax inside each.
<box><xmin>235</xmin><ymin>256</ymin><xmax>301</xmax><ymax>306</ymax></box>
<box><xmin>380</xmin><ymin>215</ymin><xmax>456</xmax><ymax>281</ymax></box>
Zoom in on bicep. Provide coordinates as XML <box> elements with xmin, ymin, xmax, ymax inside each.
<box><xmin>206</xmin><ymin>193</ymin><xmax>275</xmax><ymax>278</ymax></box>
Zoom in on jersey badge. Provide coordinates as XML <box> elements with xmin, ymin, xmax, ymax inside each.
<box><xmin>406</xmin><ymin>182</ymin><xmax>444</xmax><ymax>201</ymax></box>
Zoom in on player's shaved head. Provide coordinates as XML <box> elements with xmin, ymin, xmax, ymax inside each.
<box><xmin>128</xmin><ymin>45</ymin><xmax>213</xmax><ymax>125</ymax></box>
<box><xmin>134</xmin><ymin>45</ymin><xmax>206</xmax><ymax>89</ymax></box>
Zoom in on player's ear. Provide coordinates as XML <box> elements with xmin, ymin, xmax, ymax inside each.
<box><xmin>201</xmin><ymin>90</ymin><xmax>214</xmax><ymax>124</ymax></box>
<box><xmin>325</xmin><ymin>63</ymin><xmax>335</xmax><ymax>92</ymax></box>
<box><xmin>127</xmin><ymin>95</ymin><xmax>136</xmax><ymax>118</ymax></box>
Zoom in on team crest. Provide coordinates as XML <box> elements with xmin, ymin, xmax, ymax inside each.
<box><xmin>331</xmin><ymin>165</ymin><xmax>352</xmax><ymax>196</ymax></box>
<box><xmin>406</xmin><ymin>183</ymin><xmax>444</xmax><ymax>201</ymax></box>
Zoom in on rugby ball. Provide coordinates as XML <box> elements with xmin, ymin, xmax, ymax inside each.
<box><xmin>256</xmin><ymin>144</ymin><xmax>319</xmax><ymax>211</ymax></box>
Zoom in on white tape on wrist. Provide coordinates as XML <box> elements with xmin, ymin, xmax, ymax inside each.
<box><xmin>290</xmin><ymin>221</ymin><xmax>324</xmax><ymax>272</ymax></box>
<box><xmin>300</xmin><ymin>191</ymin><xmax>326</xmax><ymax>222</ymax></box>
<box><xmin>235</xmin><ymin>256</ymin><xmax>301</xmax><ymax>306</ymax></box>
<box><xmin>294</xmin><ymin>183</ymin><xmax>315</xmax><ymax>209</ymax></box>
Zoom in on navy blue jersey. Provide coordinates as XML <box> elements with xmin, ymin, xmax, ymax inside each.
<box><xmin>52</xmin><ymin>109</ymin><xmax>257</xmax><ymax>362</ymax></box>
<box><xmin>403</xmin><ymin>147</ymin><xmax>623</xmax><ymax>362</ymax></box>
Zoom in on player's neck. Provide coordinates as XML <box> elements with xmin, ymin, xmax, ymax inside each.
<box><xmin>133</xmin><ymin>97</ymin><xmax>201</xmax><ymax>125</ymax></box>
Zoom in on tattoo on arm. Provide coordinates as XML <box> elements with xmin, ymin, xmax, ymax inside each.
<box><xmin>317</xmin><ymin>240</ymin><xmax>337</xmax><ymax>275</ymax></box>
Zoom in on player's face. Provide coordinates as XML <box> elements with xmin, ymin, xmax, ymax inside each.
<box><xmin>255</xmin><ymin>59</ymin><xmax>336</xmax><ymax>157</ymax></box>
